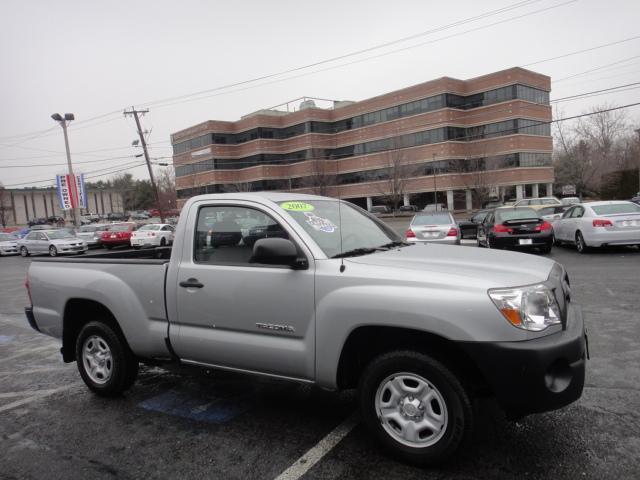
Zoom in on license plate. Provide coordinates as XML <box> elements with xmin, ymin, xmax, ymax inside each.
<box><xmin>519</xmin><ymin>239</ymin><xmax>533</xmax><ymax>245</ymax></box>
<box><xmin>422</xmin><ymin>232</ymin><xmax>439</xmax><ymax>238</ymax></box>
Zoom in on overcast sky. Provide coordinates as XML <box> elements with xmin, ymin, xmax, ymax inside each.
<box><xmin>1</xmin><ymin>0</ymin><xmax>639</xmax><ymax>188</ymax></box>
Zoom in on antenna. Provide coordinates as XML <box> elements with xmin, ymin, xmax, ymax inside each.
<box><xmin>338</xmin><ymin>196</ymin><xmax>345</xmax><ymax>272</ymax></box>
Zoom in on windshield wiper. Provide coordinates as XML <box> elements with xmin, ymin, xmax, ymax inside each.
<box><xmin>377</xmin><ymin>241</ymin><xmax>411</xmax><ymax>249</ymax></box>
<box><xmin>331</xmin><ymin>247</ymin><xmax>384</xmax><ymax>259</ymax></box>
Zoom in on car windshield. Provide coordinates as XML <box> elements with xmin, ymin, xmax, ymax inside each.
<box><xmin>496</xmin><ymin>208</ymin><xmax>539</xmax><ymax>222</ymax></box>
<box><xmin>591</xmin><ymin>203</ymin><xmax>640</xmax><ymax>215</ymax></box>
<box><xmin>138</xmin><ymin>225</ymin><xmax>161</xmax><ymax>231</ymax></box>
<box><xmin>279</xmin><ymin>200</ymin><xmax>401</xmax><ymax>258</ymax></box>
<box><xmin>411</xmin><ymin>213</ymin><xmax>453</xmax><ymax>225</ymax></box>
<box><xmin>0</xmin><ymin>233</ymin><xmax>17</xmax><ymax>241</ymax></box>
<box><xmin>47</xmin><ymin>231</ymin><xmax>74</xmax><ymax>239</ymax></box>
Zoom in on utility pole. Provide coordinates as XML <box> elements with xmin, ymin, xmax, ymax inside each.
<box><xmin>123</xmin><ymin>107</ymin><xmax>165</xmax><ymax>222</ymax></box>
<box><xmin>635</xmin><ymin>128</ymin><xmax>640</xmax><ymax>196</ymax></box>
<box><xmin>51</xmin><ymin>113</ymin><xmax>81</xmax><ymax>227</ymax></box>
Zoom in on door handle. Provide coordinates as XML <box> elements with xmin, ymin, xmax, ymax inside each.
<box><xmin>179</xmin><ymin>278</ymin><xmax>204</xmax><ymax>289</ymax></box>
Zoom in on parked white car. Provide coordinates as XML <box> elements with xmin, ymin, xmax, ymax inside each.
<box><xmin>552</xmin><ymin>201</ymin><xmax>640</xmax><ymax>253</ymax></box>
<box><xmin>0</xmin><ymin>232</ymin><xmax>19</xmax><ymax>256</ymax></box>
<box><xmin>130</xmin><ymin>223</ymin><xmax>175</xmax><ymax>248</ymax></box>
<box><xmin>17</xmin><ymin>230</ymin><xmax>87</xmax><ymax>257</ymax></box>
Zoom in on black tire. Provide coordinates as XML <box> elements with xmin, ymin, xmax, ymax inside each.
<box><xmin>358</xmin><ymin>350</ymin><xmax>473</xmax><ymax>465</ymax></box>
<box><xmin>20</xmin><ymin>246</ymin><xmax>30</xmax><ymax>257</ymax></box>
<box><xmin>575</xmin><ymin>231</ymin><xmax>589</xmax><ymax>254</ymax></box>
<box><xmin>49</xmin><ymin>246</ymin><xmax>57</xmax><ymax>257</ymax></box>
<box><xmin>160</xmin><ymin>237</ymin><xmax>166</xmax><ymax>247</ymax></box>
<box><xmin>104</xmin><ymin>244</ymin><xmax>113</xmax><ymax>250</ymax></box>
<box><xmin>75</xmin><ymin>321</ymin><xmax>139</xmax><ymax>397</ymax></box>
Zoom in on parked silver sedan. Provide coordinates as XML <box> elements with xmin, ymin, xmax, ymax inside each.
<box><xmin>76</xmin><ymin>224</ymin><xmax>110</xmax><ymax>248</ymax></box>
<box><xmin>18</xmin><ymin>229</ymin><xmax>88</xmax><ymax>257</ymax></box>
<box><xmin>406</xmin><ymin>211</ymin><xmax>460</xmax><ymax>245</ymax></box>
<box><xmin>552</xmin><ymin>201</ymin><xmax>640</xmax><ymax>253</ymax></box>
<box><xmin>0</xmin><ymin>232</ymin><xmax>19</xmax><ymax>256</ymax></box>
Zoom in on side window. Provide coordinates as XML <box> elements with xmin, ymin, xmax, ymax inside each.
<box><xmin>194</xmin><ymin>206</ymin><xmax>289</xmax><ymax>265</ymax></box>
<box><xmin>37</xmin><ymin>233</ymin><xmax>47</xmax><ymax>240</ymax></box>
<box><xmin>562</xmin><ymin>207</ymin><xmax>573</xmax><ymax>219</ymax></box>
<box><xmin>571</xmin><ymin>207</ymin><xmax>584</xmax><ymax>218</ymax></box>
<box><xmin>25</xmin><ymin>232</ymin><xmax>36</xmax><ymax>240</ymax></box>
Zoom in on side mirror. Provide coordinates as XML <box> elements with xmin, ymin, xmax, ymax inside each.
<box><xmin>251</xmin><ymin>238</ymin><xmax>307</xmax><ymax>269</ymax></box>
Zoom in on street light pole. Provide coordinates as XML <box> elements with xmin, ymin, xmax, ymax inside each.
<box><xmin>52</xmin><ymin>113</ymin><xmax>80</xmax><ymax>227</ymax></box>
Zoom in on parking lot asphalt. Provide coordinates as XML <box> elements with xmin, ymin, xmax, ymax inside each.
<box><xmin>1</xmin><ymin>239</ymin><xmax>640</xmax><ymax>479</ymax></box>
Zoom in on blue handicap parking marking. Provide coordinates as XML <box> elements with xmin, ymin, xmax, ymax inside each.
<box><xmin>0</xmin><ymin>335</ymin><xmax>16</xmax><ymax>345</ymax></box>
<box><xmin>138</xmin><ymin>389</ymin><xmax>253</xmax><ymax>424</ymax></box>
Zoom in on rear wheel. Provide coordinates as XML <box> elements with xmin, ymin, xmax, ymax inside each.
<box><xmin>20</xmin><ymin>246</ymin><xmax>30</xmax><ymax>257</ymax></box>
<box><xmin>358</xmin><ymin>351</ymin><xmax>473</xmax><ymax>465</ymax></box>
<box><xmin>160</xmin><ymin>237</ymin><xmax>167</xmax><ymax>247</ymax></box>
<box><xmin>49</xmin><ymin>245</ymin><xmax>58</xmax><ymax>257</ymax></box>
<box><xmin>75</xmin><ymin>321</ymin><xmax>138</xmax><ymax>397</ymax></box>
<box><xmin>576</xmin><ymin>231</ymin><xmax>588</xmax><ymax>254</ymax></box>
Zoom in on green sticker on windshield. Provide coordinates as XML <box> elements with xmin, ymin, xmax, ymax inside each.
<box><xmin>280</xmin><ymin>201</ymin><xmax>315</xmax><ymax>212</ymax></box>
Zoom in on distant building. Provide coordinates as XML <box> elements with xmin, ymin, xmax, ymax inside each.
<box><xmin>0</xmin><ymin>187</ymin><xmax>124</xmax><ymax>226</ymax></box>
<box><xmin>171</xmin><ymin>67</ymin><xmax>553</xmax><ymax>210</ymax></box>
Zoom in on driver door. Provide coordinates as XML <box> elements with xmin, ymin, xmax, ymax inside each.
<box><xmin>171</xmin><ymin>201</ymin><xmax>316</xmax><ymax>381</ymax></box>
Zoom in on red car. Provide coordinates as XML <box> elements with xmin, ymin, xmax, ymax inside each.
<box><xmin>100</xmin><ymin>223</ymin><xmax>136</xmax><ymax>249</ymax></box>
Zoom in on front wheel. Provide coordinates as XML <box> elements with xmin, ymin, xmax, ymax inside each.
<box><xmin>358</xmin><ymin>351</ymin><xmax>473</xmax><ymax>465</ymax></box>
<box><xmin>75</xmin><ymin>321</ymin><xmax>139</xmax><ymax>397</ymax></box>
<box><xmin>20</xmin><ymin>246</ymin><xmax>30</xmax><ymax>257</ymax></box>
<box><xmin>49</xmin><ymin>246</ymin><xmax>58</xmax><ymax>257</ymax></box>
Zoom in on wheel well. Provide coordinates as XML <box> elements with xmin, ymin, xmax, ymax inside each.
<box><xmin>61</xmin><ymin>299</ymin><xmax>124</xmax><ymax>363</ymax></box>
<box><xmin>336</xmin><ymin>326</ymin><xmax>491</xmax><ymax>396</ymax></box>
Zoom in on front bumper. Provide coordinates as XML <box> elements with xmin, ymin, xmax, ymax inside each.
<box><xmin>459</xmin><ymin>304</ymin><xmax>587</xmax><ymax>417</ymax></box>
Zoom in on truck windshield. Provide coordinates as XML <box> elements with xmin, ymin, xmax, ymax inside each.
<box><xmin>279</xmin><ymin>200</ymin><xmax>401</xmax><ymax>258</ymax></box>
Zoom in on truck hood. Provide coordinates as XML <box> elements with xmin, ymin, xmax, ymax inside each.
<box><xmin>345</xmin><ymin>243</ymin><xmax>556</xmax><ymax>288</ymax></box>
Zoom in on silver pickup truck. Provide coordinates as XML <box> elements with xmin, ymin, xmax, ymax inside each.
<box><xmin>25</xmin><ymin>192</ymin><xmax>587</xmax><ymax>464</ymax></box>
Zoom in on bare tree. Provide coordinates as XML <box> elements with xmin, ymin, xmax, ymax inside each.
<box><xmin>156</xmin><ymin>168</ymin><xmax>177</xmax><ymax>210</ymax></box>
<box><xmin>229</xmin><ymin>182</ymin><xmax>253</xmax><ymax>193</ymax></box>
<box><xmin>0</xmin><ymin>183</ymin><xmax>13</xmax><ymax>227</ymax></box>
<box><xmin>304</xmin><ymin>158</ymin><xmax>336</xmax><ymax>196</ymax></box>
<box><xmin>459</xmin><ymin>157</ymin><xmax>496</xmax><ymax>208</ymax></box>
<box><xmin>376</xmin><ymin>140</ymin><xmax>415</xmax><ymax>212</ymax></box>
<box><xmin>553</xmin><ymin>104</ymin><xmax>629</xmax><ymax>196</ymax></box>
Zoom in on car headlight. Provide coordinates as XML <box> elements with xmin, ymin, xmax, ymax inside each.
<box><xmin>488</xmin><ymin>284</ymin><xmax>561</xmax><ymax>331</ymax></box>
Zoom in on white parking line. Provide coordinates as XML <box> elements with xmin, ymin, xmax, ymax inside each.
<box><xmin>0</xmin><ymin>382</ymin><xmax>82</xmax><ymax>414</ymax></box>
<box><xmin>274</xmin><ymin>413</ymin><xmax>358</xmax><ymax>480</ymax></box>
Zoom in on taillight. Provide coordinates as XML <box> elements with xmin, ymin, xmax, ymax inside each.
<box><xmin>534</xmin><ymin>221</ymin><xmax>553</xmax><ymax>232</ymax></box>
<box><xmin>493</xmin><ymin>224</ymin><xmax>513</xmax><ymax>233</ymax></box>
<box><xmin>25</xmin><ymin>277</ymin><xmax>32</xmax><ymax>306</ymax></box>
<box><xmin>593</xmin><ymin>219</ymin><xmax>612</xmax><ymax>227</ymax></box>
<box><xmin>446</xmin><ymin>227</ymin><xmax>458</xmax><ymax>237</ymax></box>
<box><xmin>150</xmin><ymin>233</ymin><xmax>156</xmax><ymax>237</ymax></box>
<box><xmin>406</xmin><ymin>229</ymin><xmax>416</xmax><ymax>238</ymax></box>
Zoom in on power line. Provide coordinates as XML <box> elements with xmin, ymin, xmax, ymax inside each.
<box><xmin>2</xmin><ymin>160</ymin><xmax>147</xmax><ymax>188</ymax></box>
<box><xmin>151</xmin><ymin>0</ymin><xmax>578</xmax><ymax>111</ymax></box>
<box><xmin>138</xmin><ymin>0</ymin><xmax>545</xmax><ymax>109</ymax></box>
<box><xmin>554</xmin><ymin>54</ymin><xmax>640</xmax><ymax>83</ymax></box>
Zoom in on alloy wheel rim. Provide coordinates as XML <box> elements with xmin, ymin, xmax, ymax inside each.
<box><xmin>375</xmin><ymin>372</ymin><xmax>448</xmax><ymax>448</ymax></box>
<box><xmin>49</xmin><ymin>246</ymin><xmax>57</xmax><ymax>256</ymax></box>
<box><xmin>577</xmin><ymin>234</ymin><xmax>584</xmax><ymax>252</ymax></box>
<box><xmin>82</xmin><ymin>335</ymin><xmax>113</xmax><ymax>384</ymax></box>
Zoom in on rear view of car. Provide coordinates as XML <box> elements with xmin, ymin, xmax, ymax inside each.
<box><xmin>478</xmin><ymin>207</ymin><xmax>553</xmax><ymax>253</ymax></box>
<box><xmin>581</xmin><ymin>202</ymin><xmax>640</xmax><ymax>250</ymax></box>
<box><xmin>100</xmin><ymin>223</ymin><xmax>135</xmax><ymax>249</ymax></box>
<box><xmin>130</xmin><ymin>224</ymin><xmax>175</xmax><ymax>248</ymax></box>
<box><xmin>76</xmin><ymin>224</ymin><xmax>109</xmax><ymax>248</ymax></box>
<box><xmin>406</xmin><ymin>212</ymin><xmax>460</xmax><ymax>245</ymax></box>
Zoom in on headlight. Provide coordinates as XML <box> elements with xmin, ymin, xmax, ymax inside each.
<box><xmin>488</xmin><ymin>284</ymin><xmax>561</xmax><ymax>331</ymax></box>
